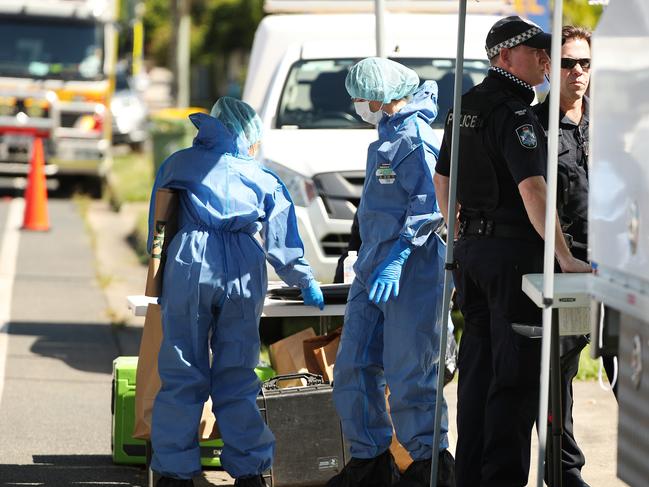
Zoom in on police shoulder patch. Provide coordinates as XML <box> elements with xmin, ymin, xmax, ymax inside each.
<box><xmin>515</xmin><ymin>124</ymin><xmax>538</xmax><ymax>149</ymax></box>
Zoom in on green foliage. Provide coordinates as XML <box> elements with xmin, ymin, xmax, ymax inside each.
<box><xmin>144</xmin><ymin>0</ymin><xmax>173</xmax><ymax>67</ymax></box>
<box><xmin>131</xmin><ymin>209</ymin><xmax>150</xmax><ymax>265</ymax></box>
<box><xmin>194</xmin><ymin>0</ymin><xmax>264</xmax><ymax>63</ymax></box>
<box><xmin>143</xmin><ymin>0</ymin><xmax>264</xmax><ymax>68</ymax></box>
<box><xmin>564</xmin><ymin>0</ymin><xmax>604</xmax><ymax>29</ymax></box>
<box><xmin>576</xmin><ymin>344</ymin><xmax>608</xmax><ymax>381</ymax></box>
<box><xmin>110</xmin><ymin>149</ymin><xmax>154</xmax><ymax>205</ymax></box>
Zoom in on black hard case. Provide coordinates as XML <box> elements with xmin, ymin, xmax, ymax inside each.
<box><xmin>258</xmin><ymin>373</ymin><xmax>349</xmax><ymax>487</ymax></box>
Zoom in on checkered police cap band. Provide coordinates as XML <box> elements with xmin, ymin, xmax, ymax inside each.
<box><xmin>486</xmin><ymin>26</ymin><xmax>542</xmax><ymax>59</ymax></box>
<box><xmin>489</xmin><ymin>66</ymin><xmax>533</xmax><ymax>91</ymax></box>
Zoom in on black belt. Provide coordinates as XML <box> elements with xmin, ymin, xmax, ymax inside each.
<box><xmin>458</xmin><ymin>217</ymin><xmax>539</xmax><ymax>241</ymax></box>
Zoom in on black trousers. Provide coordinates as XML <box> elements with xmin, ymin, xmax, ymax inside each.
<box><xmin>453</xmin><ymin>237</ymin><xmax>544</xmax><ymax>487</ymax></box>
<box><xmin>601</xmin><ymin>355</ymin><xmax>618</xmax><ymax>399</ymax></box>
<box><xmin>556</xmin><ymin>337</ymin><xmax>589</xmax><ymax>486</ymax></box>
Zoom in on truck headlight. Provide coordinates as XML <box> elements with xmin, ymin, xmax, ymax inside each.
<box><xmin>75</xmin><ymin>114</ymin><xmax>103</xmax><ymax>133</ymax></box>
<box><xmin>264</xmin><ymin>160</ymin><xmax>317</xmax><ymax>207</ymax></box>
<box><xmin>75</xmin><ymin>104</ymin><xmax>105</xmax><ymax>133</ymax></box>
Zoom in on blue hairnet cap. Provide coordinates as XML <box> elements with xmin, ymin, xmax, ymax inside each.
<box><xmin>345</xmin><ymin>57</ymin><xmax>420</xmax><ymax>104</ymax></box>
<box><xmin>210</xmin><ymin>96</ymin><xmax>262</xmax><ymax>147</ymax></box>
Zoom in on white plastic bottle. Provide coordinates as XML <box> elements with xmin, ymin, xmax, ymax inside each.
<box><xmin>343</xmin><ymin>251</ymin><xmax>358</xmax><ymax>284</ymax></box>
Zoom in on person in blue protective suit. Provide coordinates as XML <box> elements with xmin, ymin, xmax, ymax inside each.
<box><xmin>327</xmin><ymin>57</ymin><xmax>454</xmax><ymax>487</ymax></box>
<box><xmin>148</xmin><ymin>97</ymin><xmax>324</xmax><ymax>487</ymax></box>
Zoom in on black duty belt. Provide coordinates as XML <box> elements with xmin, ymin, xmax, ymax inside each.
<box><xmin>458</xmin><ymin>217</ymin><xmax>540</xmax><ymax>241</ymax></box>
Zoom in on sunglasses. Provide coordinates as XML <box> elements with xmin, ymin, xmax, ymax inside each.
<box><xmin>560</xmin><ymin>58</ymin><xmax>591</xmax><ymax>70</ymax></box>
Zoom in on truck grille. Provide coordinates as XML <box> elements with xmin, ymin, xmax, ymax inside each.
<box><xmin>0</xmin><ymin>137</ymin><xmax>55</xmax><ymax>166</ymax></box>
<box><xmin>313</xmin><ymin>171</ymin><xmax>364</xmax><ymax>220</ymax></box>
<box><xmin>60</xmin><ymin>113</ymin><xmax>80</xmax><ymax>128</ymax></box>
<box><xmin>312</xmin><ymin>171</ymin><xmax>364</xmax><ymax>257</ymax></box>
<box><xmin>321</xmin><ymin>233</ymin><xmax>352</xmax><ymax>257</ymax></box>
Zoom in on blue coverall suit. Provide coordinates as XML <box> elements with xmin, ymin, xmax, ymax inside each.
<box><xmin>148</xmin><ymin>113</ymin><xmax>316</xmax><ymax>480</ymax></box>
<box><xmin>332</xmin><ymin>81</ymin><xmax>449</xmax><ymax>461</ymax></box>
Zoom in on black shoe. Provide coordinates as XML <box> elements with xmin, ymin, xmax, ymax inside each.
<box><xmin>394</xmin><ymin>450</ymin><xmax>455</xmax><ymax>487</ymax></box>
<box><xmin>155</xmin><ymin>477</ymin><xmax>194</xmax><ymax>487</ymax></box>
<box><xmin>327</xmin><ymin>449</ymin><xmax>400</xmax><ymax>487</ymax></box>
<box><xmin>234</xmin><ymin>475</ymin><xmax>267</xmax><ymax>487</ymax></box>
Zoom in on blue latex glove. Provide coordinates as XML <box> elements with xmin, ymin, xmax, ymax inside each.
<box><xmin>302</xmin><ymin>281</ymin><xmax>325</xmax><ymax>310</ymax></box>
<box><xmin>368</xmin><ymin>239</ymin><xmax>413</xmax><ymax>304</ymax></box>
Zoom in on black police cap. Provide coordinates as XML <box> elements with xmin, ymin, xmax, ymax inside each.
<box><xmin>485</xmin><ymin>16</ymin><xmax>552</xmax><ymax>59</ymax></box>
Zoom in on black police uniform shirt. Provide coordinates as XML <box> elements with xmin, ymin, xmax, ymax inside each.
<box><xmin>534</xmin><ymin>96</ymin><xmax>589</xmax><ymax>246</ymax></box>
<box><xmin>436</xmin><ymin>67</ymin><xmax>547</xmax><ymax>229</ymax></box>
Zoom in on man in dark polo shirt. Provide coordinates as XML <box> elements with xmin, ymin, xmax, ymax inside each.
<box><xmin>534</xmin><ymin>25</ymin><xmax>610</xmax><ymax>487</ymax></box>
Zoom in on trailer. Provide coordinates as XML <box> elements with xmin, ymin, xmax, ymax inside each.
<box><xmin>588</xmin><ymin>0</ymin><xmax>649</xmax><ymax>485</ymax></box>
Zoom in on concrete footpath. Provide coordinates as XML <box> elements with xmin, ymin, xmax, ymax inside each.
<box><xmin>87</xmin><ymin>200</ymin><xmax>624</xmax><ymax>487</ymax></box>
<box><xmin>444</xmin><ymin>382</ymin><xmax>623</xmax><ymax>487</ymax></box>
<box><xmin>0</xmin><ymin>198</ymin><xmax>145</xmax><ymax>486</ymax></box>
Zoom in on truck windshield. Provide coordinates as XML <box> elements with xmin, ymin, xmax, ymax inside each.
<box><xmin>276</xmin><ymin>58</ymin><xmax>490</xmax><ymax>129</ymax></box>
<box><xmin>0</xmin><ymin>15</ymin><xmax>104</xmax><ymax>80</ymax></box>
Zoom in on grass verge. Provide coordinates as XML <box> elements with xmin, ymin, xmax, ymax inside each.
<box><xmin>107</xmin><ymin>148</ymin><xmax>153</xmax><ymax>264</ymax></box>
<box><xmin>577</xmin><ymin>344</ymin><xmax>606</xmax><ymax>381</ymax></box>
<box><xmin>74</xmin><ymin>193</ymin><xmax>127</xmax><ymax>326</ymax></box>
<box><xmin>108</xmin><ymin>149</ymin><xmax>154</xmax><ymax>208</ymax></box>
<box><xmin>129</xmin><ymin>209</ymin><xmax>150</xmax><ymax>265</ymax></box>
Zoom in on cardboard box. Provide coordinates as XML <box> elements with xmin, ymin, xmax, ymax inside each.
<box><xmin>386</xmin><ymin>388</ymin><xmax>413</xmax><ymax>472</ymax></box>
<box><xmin>313</xmin><ymin>335</ymin><xmax>340</xmax><ymax>383</ymax></box>
<box><xmin>303</xmin><ymin>327</ymin><xmax>342</xmax><ymax>382</ymax></box>
<box><xmin>270</xmin><ymin>328</ymin><xmax>316</xmax><ymax>387</ymax></box>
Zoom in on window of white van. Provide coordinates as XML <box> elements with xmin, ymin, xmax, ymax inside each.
<box><xmin>275</xmin><ymin>58</ymin><xmax>490</xmax><ymax>130</ymax></box>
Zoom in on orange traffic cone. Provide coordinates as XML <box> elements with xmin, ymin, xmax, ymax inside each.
<box><xmin>22</xmin><ymin>137</ymin><xmax>50</xmax><ymax>231</ymax></box>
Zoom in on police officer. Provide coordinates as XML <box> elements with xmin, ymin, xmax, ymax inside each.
<box><xmin>534</xmin><ymin>25</ymin><xmax>602</xmax><ymax>487</ymax></box>
<box><xmin>433</xmin><ymin>16</ymin><xmax>590</xmax><ymax>487</ymax></box>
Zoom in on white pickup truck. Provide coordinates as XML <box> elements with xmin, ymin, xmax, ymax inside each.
<box><xmin>243</xmin><ymin>0</ymin><xmax>516</xmax><ymax>282</ymax></box>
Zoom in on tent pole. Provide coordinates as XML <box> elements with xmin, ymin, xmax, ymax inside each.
<box><xmin>536</xmin><ymin>0</ymin><xmax>564</xmax><ymax>485</ymax></box>
<box><xmin>430</xmin><ymin>1</ymin><xmax>467</xmax><ymax>486</ymax></box>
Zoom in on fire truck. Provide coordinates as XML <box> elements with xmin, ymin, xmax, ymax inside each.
<box><xmin>0</xmin><ymin>0</ymin><xmax>118</xmax><ymax>195</ymax></box>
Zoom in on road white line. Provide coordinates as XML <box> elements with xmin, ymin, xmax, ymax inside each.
<box><xmin>0</xmin><ymin>197</ymin><xmax>23</xmax><ymax>407</ymax></box>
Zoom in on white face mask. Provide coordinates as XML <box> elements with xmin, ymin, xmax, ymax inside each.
<box><xmin>354</xmin><ymin>101</ymin><xmax>384</xmax><ymax>125</ymax></box>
